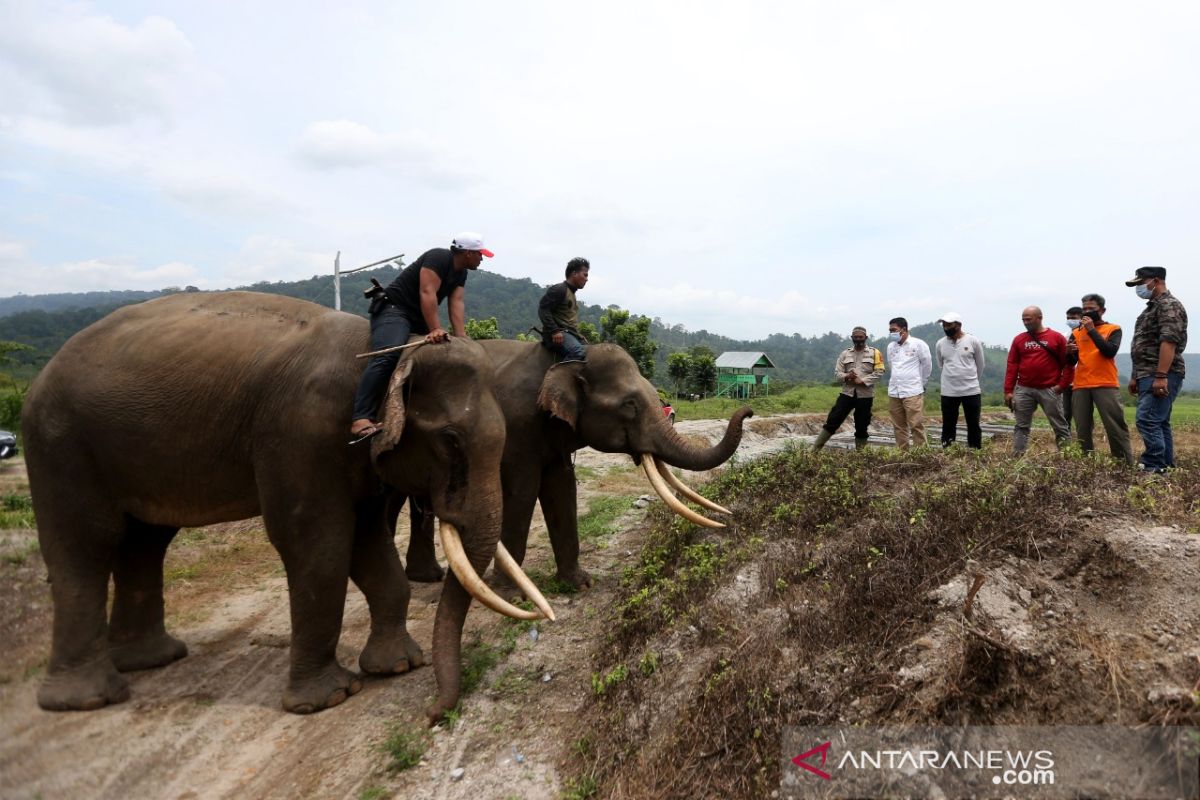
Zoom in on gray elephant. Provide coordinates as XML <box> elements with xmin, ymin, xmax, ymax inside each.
<box><xmin>23</xmin><ymin>291</ymin><xmax>550</xmax><ymax>721</ymax></box>
<box><xmin>405</xmin><ymin>341</ymin><xmax>751</xmax><ymax>589</ymax></box>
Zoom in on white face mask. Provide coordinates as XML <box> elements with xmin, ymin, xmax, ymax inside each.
<box><xmin>1066</xmin><ymin>319</ymin><xmax>1082</xmax><ymax>330</ymax></box>
<box><xmin>1135</xmin><ymin>282</ymin><xmax>1154</xmax><ymax>300</ymax></box>
<box><xmin>888</xmin><ymin>331</ymin><xmax>902</xmax><ymax>343</ymax></box>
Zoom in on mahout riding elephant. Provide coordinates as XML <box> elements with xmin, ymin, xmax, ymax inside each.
<box><xmin>23</xmin><ymin>291</ymin><xmax>550</xmax><ymax>721</ymax></box>
<box><xmin>404</xmin><ymin>341</ymin><xmax>752</xmax><ymax>589</ymax></box>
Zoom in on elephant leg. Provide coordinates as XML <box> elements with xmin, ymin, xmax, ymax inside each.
<box><xmin>493</xmin><ymin>475</ymin><xmax>540</xmax><ymax>597</ymax></box>
<box><xmin>262</xmin><ymin>498</ymin><xmax>362</xmax><ymax>714</ymax></box>
<box><xmin>351</xmin><ymin>496</ymin><xmax>425</xmax><ymax>676</ymax></box>
<box><xmin>539</xmin><ymin>460</ymin><xmax>593</xmax><ymax>590</ymax></box>
<box><xmin>108</xmin><ymin>519</ymin><xmax>188</xmax><ymax>671</ymax></box>
<box><xmin>402</xmin><ymin>494</ymin><xmax>444</xmax><ymax>582</ymax></box>
<box><xmin>36</xmin><ymin>502</ymin><xmax>130</xmax><ymax>711</ymax></box>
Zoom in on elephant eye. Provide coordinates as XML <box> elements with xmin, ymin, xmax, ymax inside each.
<box><xmin>440</xmin><ymin>427</ymin><xmax>465</xmax><ymax>450</ymax></box>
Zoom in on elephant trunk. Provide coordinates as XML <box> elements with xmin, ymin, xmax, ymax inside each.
<box><xmin>651</xmin><ymin>405</ymin><xmax>753</xmax><ymax>471</ymax></box>
<box><xmin>425</xmin><ymin>486</ymin><xmax>549</xmax><ymax>723</ymax></box>
<box><xmin>426</xmin><ymin>573</ymin><xmax>471</xmax><ymax>723</ymax></box>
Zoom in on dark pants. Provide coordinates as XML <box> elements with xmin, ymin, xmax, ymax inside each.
<box><xmin>941</xmin><ymin>393</ymin><xmax>982</xmax><ymax>448</ymax></box>
<box><xmin>822</xmin><ymin>393</ymin><xmax>874</xmax><ymax>438</ymax></box>
<box><xmin>1062</xmin><ymin>387</ymin><xmax>1074</xmax><ymax>430</ymax></box>
<box><xmin>351</xmin><ymin>306</ymin><xmax>417</xmax><ymax>421</ymax></box>
<box><xmin>1135</xmin><ymin>373</ymin><xmax>1183</xmax><ymax>472</ymax></box>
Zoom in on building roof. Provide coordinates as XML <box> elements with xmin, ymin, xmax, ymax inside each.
<box><xmin>715</xmin><ymin>351</ymin><xmax>776</xmax><ymax>369</ymax></box>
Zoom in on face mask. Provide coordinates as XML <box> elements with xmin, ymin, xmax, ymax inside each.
<box><xmin>942</xmin><ymin>325</ymin><xmax>959</xmax><ymax>337</ymax></box>
<box><xmin>1024</xmin><ymin>322</ymin><xmax>1040</xmax><ymax>335</ymax></box>
<box><xmin>888</xmin><ymin>332</ymin><xmax>901</xmax><ymax>343</ymax></box>
<box><xmin>1135</xmin><ymin>283</ymin><xmax>1154</xmax><ymax>300</ymax></box>
<box><xmin>851</xmin><ymin>338</ymin><xmax>866</xmax><ymax>348</ymax></box>
<box><xmin>1066</xmin><ymin>319</ymin><xmax>1082</xmax><ymax>330</ymax></box>
<box><xmin>1084</xmin><ymin>310</ymin><xmax>1102</xmax><ymax>323</ymax></box>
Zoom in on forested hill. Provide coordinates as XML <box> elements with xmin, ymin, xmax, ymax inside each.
<box><xmin>0</xmin><ymin>270</ymin><xmax>1193</xmax><ymax>390</ymax></box>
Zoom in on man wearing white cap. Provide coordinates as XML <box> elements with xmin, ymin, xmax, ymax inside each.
<box><xmin>935</xmin><ymin>312</ymin><xmax>986</xmax><ymax>448</ymax></box>
<box><xmin>349</xmin><ymin>233</ymin><xmax>493</xmax><ymax>442</ymax></box>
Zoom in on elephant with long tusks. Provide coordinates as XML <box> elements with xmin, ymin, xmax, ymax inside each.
<box><xmin>400</xmin><ymin>341</ymin><xmax>751</xmax><ymax>591</ymax></box>
<box><xmin>23</xmin><ymin>291</ymin><xmax>549</xmax><ymax>722</ymax></box>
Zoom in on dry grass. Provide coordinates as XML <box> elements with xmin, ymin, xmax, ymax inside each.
<box><xmin>565</xmin><ymin>434</ymin><xmax>1200</xmax><ymax>798</ymax></box>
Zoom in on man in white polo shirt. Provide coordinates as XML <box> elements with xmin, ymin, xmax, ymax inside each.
<box><xmin>935</xmin><ymin>312</ymin><xmax>986</xmax><ymax>448</ymax></box>
<box><xmin>886</xmin><ymin>316</ymin><xmax>932</xmax><ymax>450</ymax></box>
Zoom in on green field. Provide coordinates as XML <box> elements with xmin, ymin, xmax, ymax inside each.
<box><xmin>673</xmin><ymin>383</ymin><xmax>1200</xmax><ymax>428</ymax></box>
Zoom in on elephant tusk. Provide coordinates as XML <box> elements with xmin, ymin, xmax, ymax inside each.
<box><xmin>654</xmin><ymin>457</ymin><xmax>732</xmax><ymax>515</ymax></box>
<box><xmin>439</xmin><ymin>523</ymin><xmax>545</xmax><ymax>621</ymax></box>
<box><xmin>640</xmin><ymin>457</ymin><xmax>725</xmax><ymax>529</ymax></box>
<box><xmin>494</xmin><ymin>543</ymin><xmax>556</xmax><ymax>622</ymax></box>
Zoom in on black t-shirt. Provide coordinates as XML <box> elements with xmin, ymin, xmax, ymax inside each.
<box><xmin>383</xmin><ymin>248</ymin><xmax>468</xmax><ymax>332</ymax></box>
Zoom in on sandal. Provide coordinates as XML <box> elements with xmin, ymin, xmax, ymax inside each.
<box><xmin>348</xmin><ymin>423</ymin><xmax>384</xmax><ymax>445</ymax></box>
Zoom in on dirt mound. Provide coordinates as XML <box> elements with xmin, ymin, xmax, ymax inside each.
<box><xmin>569</xmin><ymin>444</ymin><xmax>1200</xmax><ymax>798</ymax></box>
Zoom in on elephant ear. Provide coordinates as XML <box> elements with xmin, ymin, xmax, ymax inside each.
<box><xmin>370</xmin><ymin>356</ymin><xmax>416</xmax><ymax>461</ymax></box>
<box><xmin>537</xmin><ymin>361</ymin><xmax>587</xmax><ymax>429</ymax></box>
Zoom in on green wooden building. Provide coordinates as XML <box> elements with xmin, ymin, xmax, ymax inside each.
<box><xmin>715</xmin><ymin>351</ymin><xmax>776</xmax><ymax>398</ymax></box>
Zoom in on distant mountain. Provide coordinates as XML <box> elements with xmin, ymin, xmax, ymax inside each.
<box><xmin>2</xmin><ymin>272</ymin><xmax>1196</xmax><ymax>391</ymax></box>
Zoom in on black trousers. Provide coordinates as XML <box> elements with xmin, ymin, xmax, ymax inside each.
<box><xmin>351</xmin><ymin>306</ymin><xmax>418</xmax><ymax>421</ymax></box>
<box><xmin>822</xmin><ymin>393</ymin><xmax>874</xmax><ymax>438</ymax></box>
<box><xmin>941</xmin><ymin>393</ymin><xmax>982</xmax><ymax>448</ymax></box>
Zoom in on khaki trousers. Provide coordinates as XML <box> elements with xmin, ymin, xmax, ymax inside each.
<box><xmin>1072</xmin><ymin>386</ymin><xmax>1134</xmax><ymax>465</ymax></box>
<box><xmin>889</xmin><ymin>394</ymin><xmax>926</xmax><ymax>450</ymax></box>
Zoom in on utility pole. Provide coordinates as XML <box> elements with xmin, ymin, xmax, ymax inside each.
<box><xmin>334</xmin><ymin>251</ymin><xmax>341</xmax><ymax>310</ymax></box>
<box><xmin>333</xmin><ymin>252</ymin><xmax>404</xmax><ymax>311</ymax></box>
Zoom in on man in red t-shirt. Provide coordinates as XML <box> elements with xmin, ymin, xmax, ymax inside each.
<box><xmin>1004</xmin><ymin>306</ymin><xmax>1073</xmax><ymax>454</ymax></box>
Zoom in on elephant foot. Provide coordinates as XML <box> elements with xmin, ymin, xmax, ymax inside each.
<box><xmin>405</xmin><ymin>562</ymin><xmax>445</xmax><ymax>583</ymax></box>
<box><xmin>38</xmin><ymin>661</ymin><xmax>131</xmax><ymax>711</ymax></box>
<box><xmin>360</xmin><ymin>628</ymin><xmax>425</xmax><ymax>675</ymax></box>
<box><xmin>282</xmin><ymin>664</ymin><xmax>363</xmax><ymax>714</ymax></box>
<box><xmin>109</xmin><ymin>632</ymin><xmax>188</xmax><ymax>672</ymax></box>
<box><xmin>556</xmin><ymin>566</ymin><xmax>594</xmax><ymax>592</ymax></box>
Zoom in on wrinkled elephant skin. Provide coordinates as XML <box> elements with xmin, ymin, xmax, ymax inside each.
<box><xmin>406</xmin><ymin>341</ymin><xmax>750</xmax><ymax>590</ymax></box>
<box><xmin>23</xmin><ymin>292</ymin><xmax>506</xmax><ymax>719</ymax></box>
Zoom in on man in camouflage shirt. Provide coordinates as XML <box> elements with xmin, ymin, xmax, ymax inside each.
<box><xmin>1125</xmin><ymin>266</ymin><xmax>1188</xmax><ymax>473</ymax></box>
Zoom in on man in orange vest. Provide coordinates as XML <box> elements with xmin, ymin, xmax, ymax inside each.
<box><xmin>1065</xmin><ymin>293</ymin><xmax>1133</xmax><ymax>464</ymax></box>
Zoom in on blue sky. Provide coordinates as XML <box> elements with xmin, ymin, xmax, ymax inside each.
<box><xmin>1</xmin><ymin>0</ymin><xmax>1197</xmax><ymax>347</ymax></box>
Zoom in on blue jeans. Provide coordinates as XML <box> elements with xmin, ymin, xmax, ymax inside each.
<box><xmin>546</xmin><ymin>330</ymin><xmax>587</xmax><ymax>362</ymax></box>
<box><xmin>351</xmin><ymin>306</ymin><xmax>417</xmax><ymax>421</ymax></box>
<box><xmin>1135</xmin><ymin>373</ymin><xmax>1183</xmax><ymax>472</ymax></box>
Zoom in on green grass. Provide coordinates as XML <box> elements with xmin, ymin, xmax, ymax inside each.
<box><xmin>0</xmin><ymin>494</ymin><xmax>34</xmax><ymax>529</ymax></box>
<box><xmin>379</xmin><ymin>725</ymin><xmax>429</xmax><ymax>773</ymax></box>
<box><xmin>578</xmin><ymin>495</ymin><xmax>635</xmax><ymax>541</ymax></box>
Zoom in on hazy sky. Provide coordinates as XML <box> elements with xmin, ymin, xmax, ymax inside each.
<box><xmin>1</xmin><ymin>1</ymin><xmax>1197</xmax><ymax>347</ymax></box>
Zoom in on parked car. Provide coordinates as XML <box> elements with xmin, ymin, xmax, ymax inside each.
<box><xmin>0</xmin><ymin>430</ymin><xmax>17</xmax><ymax>459</ymax></box>
<box><xmin>660</xmin><ymin>400</ymin><xmax>675</xmax><ymax>424</ymax></box>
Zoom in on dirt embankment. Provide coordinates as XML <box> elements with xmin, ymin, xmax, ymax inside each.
<box><xmin>2</xmin><ymin>416</ymin><xmax>1198</xmax><ymax>800</ymax></box>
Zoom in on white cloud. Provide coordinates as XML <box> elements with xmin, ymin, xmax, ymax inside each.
<box><xmin>0</xmin><ymin>1</ymin><xmax>197</xmax><ymax>126</ymax></box>
<box><xmin>293</xmin><ymin>120</ymin><xmax>476</xmax><ymax>188</ymax></box>
<box><xmin>215</xmin><ymin>236</ymin><xmax>335</xmax><ymax>290</ymax></box>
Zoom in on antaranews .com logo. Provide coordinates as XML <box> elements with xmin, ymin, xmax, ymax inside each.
<box><xmin>781</xmin><ymin>726</ymin><xmax>1198</xmax><ymax>799</ymax></box>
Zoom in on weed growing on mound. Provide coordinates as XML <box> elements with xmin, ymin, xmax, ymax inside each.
<box><xmin>379</xmin><ymin>725</ymin><xmax>429</xmax><ymax>773</ymax></box>
<box><xmin>567</xmin><ymin>445</ymin><xmax>1200</xmax><ymax>799</ymax></box>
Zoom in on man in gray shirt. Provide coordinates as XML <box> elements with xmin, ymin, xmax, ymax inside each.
<box><xmin>935</xmin><ymin>312</ymin><xmax>986</xmax><ymax>448</ymax></box>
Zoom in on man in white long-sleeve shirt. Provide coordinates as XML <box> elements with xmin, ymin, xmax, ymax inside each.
<box><xmin>935</xmin><ymin>312</ymin><xmax>986</xmax><ymax>448</ymax></box>
<box><xmin>886</xmin><ymin>316</ymin><xmax>932</xmax><ymax>450</ymax></box>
